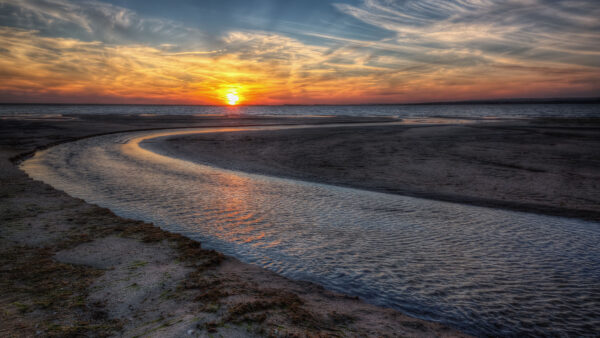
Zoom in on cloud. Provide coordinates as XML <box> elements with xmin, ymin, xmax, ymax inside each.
<box><xmin>0</xmin><ymin>0</ymin><xmax>598</xmax><ymax>103</ymax></box>
<box><xmin>0</xmin><ymin>26</ymin><xmax>378</xmax><ymax>104</ymax></box>
<box><xmin>0</xmin><ymin>0</ymin><xmax>203</xmax><ymax>45</ymax></box>
<box><xmin>334</xmin><ymin>0</ymin><xmax>600</xmax><ymax>68</ymax></box>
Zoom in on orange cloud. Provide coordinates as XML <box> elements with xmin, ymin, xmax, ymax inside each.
<box><xmin>0</xmin><ymin>25</ymin><xmax>598</xmax><ymax>104</ymax></box>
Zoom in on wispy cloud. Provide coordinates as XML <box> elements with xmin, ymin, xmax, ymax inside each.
<box><xmin>0</xmin><ymin>0</ymin><xmax>203</xmax><ymax>45</ymax></box>
<box><xmin>334</xmin><ymin>0</ymin><xmax>600</xmax><ymax>67</ymax></box>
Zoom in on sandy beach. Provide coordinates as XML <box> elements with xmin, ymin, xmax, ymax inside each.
<box><xmin>0</xmin><ymin>114</ymin><xmax>468</xmax><ymax>337</ymax></box>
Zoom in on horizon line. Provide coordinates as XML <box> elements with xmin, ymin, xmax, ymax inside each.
<box><xmin>1</xmin><ymin>96</ymin><xmax>599</xmax><ymax>107</ymax></box>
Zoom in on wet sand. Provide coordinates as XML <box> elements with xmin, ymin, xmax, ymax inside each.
<box><xmin>0</xmin><ymin>114</ymin><xmax>466</xmax><ymax>337</ymax></box>
<box><xmin>157</xmin><ymin>118</ymin><xmax>600</xmax><ymax>221</ymax></box>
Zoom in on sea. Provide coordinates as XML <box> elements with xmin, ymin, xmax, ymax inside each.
<box><xmin>1</xmin><ymin>102</ymin><xmax>600</xmax><ymax>118</ymax></box>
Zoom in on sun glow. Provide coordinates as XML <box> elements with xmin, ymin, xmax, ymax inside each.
<box><xmin>226</xmin><ymin>92</ymin><xmax>240</xmax><ymax>105</ymax></box>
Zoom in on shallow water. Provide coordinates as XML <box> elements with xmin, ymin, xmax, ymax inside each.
<box><xmin>22</xmin><ymin>125</ymin><xmax>600</xmax><ymax>336</ymax></box>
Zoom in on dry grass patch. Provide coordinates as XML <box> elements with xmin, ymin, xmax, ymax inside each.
<box><xmin>0</xmin><ymin>245</ymin><xmax>122</xmax><ymax>337</ymax></box>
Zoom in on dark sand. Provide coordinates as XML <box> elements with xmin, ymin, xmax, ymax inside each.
<box><xmin>0</xmin><ymin>114</ymin><xmax>467</xmax><ymax>337</ymax></box>
<box><xmin>157</xmin><ymin>118</ymin><xmax>600</xmax><ymax>221</ymax></box>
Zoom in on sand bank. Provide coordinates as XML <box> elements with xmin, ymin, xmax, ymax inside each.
<box><xmin>155</xmin><ymin>118</ymin><xmax>600</xmax><ymax>221</ymax></box>
<box><xmin>0</xmin><ymin>114</ymin><xmax>466</xmax><ymax>337</ymax></box>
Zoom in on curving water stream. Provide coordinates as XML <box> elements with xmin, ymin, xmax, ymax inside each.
<box><xmin>21</xmin><ymin>124</ymin><xmax>600</xmax><ymax>336</ymax></box>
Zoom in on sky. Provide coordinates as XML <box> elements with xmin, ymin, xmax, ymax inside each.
<box><xmin>0</xmin><ymin>0</ymin><xmax>598</xmax><ymax>105</ymax></box>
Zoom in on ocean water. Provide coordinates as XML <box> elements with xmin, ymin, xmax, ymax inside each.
<box><xmin>1</xmin><ymin>103</ymin><xmax>600</xmax><ymax>118</ymax></box>
<box><xmin>21</xmin><ymin>125</ymin><xmax>600</xmax><ymax>337</ymax></box>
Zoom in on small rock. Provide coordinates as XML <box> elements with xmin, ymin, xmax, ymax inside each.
<box><xmin>187</xmin><ymin>329</ymin><xmax>195</xmax><ymax>335</ymax></box>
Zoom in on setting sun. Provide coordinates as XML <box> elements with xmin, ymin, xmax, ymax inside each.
<box><xmin>226</xmin><ymin>92</ymin><xmax>240</xmax><ymax>105</ymax></box>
